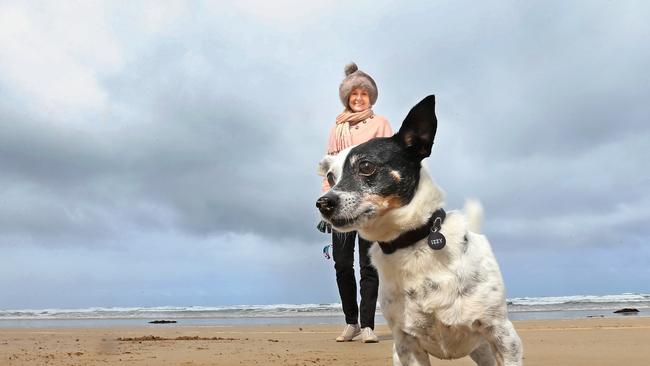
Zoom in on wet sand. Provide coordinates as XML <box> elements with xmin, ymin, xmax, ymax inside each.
<box><xmin>1</xmin><ymin>317</ymin><xmax>649</xmax><ymax>365</ymax></box>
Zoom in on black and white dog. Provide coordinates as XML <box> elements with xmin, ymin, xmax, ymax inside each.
<box><xmin>316</xmin><ymin>95</ymin><xmax>522</xmax><ymax>366</ymax></box>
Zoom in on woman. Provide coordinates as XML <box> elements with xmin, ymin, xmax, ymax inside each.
<box><xmin>320</xmin><ymin>62</ymin><xmax>393</xmax><ymax>343</ymax></box>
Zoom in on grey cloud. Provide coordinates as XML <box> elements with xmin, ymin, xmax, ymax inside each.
<box><xmin>1</xmin><ymin>0</ymin><xmax>649</xmax><ymax>254</ymax></box>
<box><xmin>0</xmin><ymin>0</ymin><xmax>650</xmax><ymax>309</ymax></box>
<box><xmin>0</xmin><ymin>43</ymin><xmax>327</xmax><ymax>243</ymax></box>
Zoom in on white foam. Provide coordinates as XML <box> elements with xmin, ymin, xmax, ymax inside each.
<box><xmin>1</xmin><ymin>293</ymin><xmax>648</xmax><ymax>319</ymax></box>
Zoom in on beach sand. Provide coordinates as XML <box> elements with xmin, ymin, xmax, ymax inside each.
<box><xmin>1</xmin><ymin>317</ymin><xmax>649</xmax><ymax>365</ymax></box>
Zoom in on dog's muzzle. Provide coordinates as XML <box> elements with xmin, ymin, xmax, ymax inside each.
<box><xmin>316</xmin><ymin>193</ymin><xmax>338</xmax><ymax>217</ymax></box>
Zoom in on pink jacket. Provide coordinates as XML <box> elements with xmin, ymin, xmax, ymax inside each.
<box><xmin>322</xmin><ymin>114</ymin><xmax>393</xmax><ymax>191</ymax></box>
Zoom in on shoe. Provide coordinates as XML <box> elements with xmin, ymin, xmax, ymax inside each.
<box><xmin>360</xmin><ymin>327</ymin><xmax>378</xmax><ymax>343</ymax></box>
<box><xmin>335</xmin><ymin>324</ymin><xmax>361</xmax><ymax>342</ymax></box>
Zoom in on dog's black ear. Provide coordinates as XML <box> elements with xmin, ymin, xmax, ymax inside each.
<box><xmin>395</xmin><ymin>95</ymin><xmax>437</xmax><ymax>160</ymax></box>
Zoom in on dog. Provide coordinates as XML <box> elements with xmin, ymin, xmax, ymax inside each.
<box><xmin>316</xmin><ymin>95</ymin><xmax>522</xmax><ymax>366</ymax></box>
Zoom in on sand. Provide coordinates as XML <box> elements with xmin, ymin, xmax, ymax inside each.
<box><xmin>1</xmin><ymin>317</ymin><xmax>649</xmax><ymax>365</ymax></box>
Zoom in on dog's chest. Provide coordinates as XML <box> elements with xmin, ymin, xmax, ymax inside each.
<box><xmin>374</xmin><ymin>242</ymin><xmax>485</xmax><ymax>359</ymax></box>
<box><xmin>380</xmin><ymin>281</ymin><xmax>483</xmax><ymax>359</ymax></box>
<box><xmin>407</xmin><ymin>297</ymin><xmax>482</xmax><ymax>358</ymax></box>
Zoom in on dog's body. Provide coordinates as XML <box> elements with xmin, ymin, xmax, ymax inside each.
<box><xmin>317</xmin><ymin>96</ymin><xmax>522</xmax><ymax>365</ymax></box>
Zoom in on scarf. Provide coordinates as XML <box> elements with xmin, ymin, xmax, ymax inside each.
<box><xmin>330</xmin><ymin>108</ymin><xmax>374</xmax><ymax>154</ymax></box>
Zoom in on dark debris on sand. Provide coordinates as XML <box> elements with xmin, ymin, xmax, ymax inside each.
<box><xmin>117</xmin><ymin>336</ymin><xmax>241</xmax><ymax>342</ymax></box>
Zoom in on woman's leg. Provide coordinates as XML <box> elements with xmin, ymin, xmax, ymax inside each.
<box><xmin>332</xmin><ymin>230</ymin><xmax>358</xmax><ymax>325</ymax></box>
<box><xmin>358</xmin><ymin>237</ymin><xmax>378</xmax><ymax>329</ymax></box>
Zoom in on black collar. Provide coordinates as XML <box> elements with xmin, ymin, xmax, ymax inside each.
<box><xmin>377</xmin><ymin>208</ymin><xmax>446</xmax><ymax>255</ymax></box>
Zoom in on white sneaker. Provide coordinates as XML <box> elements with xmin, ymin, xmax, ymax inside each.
<box><xmin>335</xmin><ymin>324</ymin><xmax>361</xmax><ymax>342</ymax></box>
<box><xmin>360</xmin><ymin>327</ymin><xmax>378</xmax><ymax>343</ymax></box>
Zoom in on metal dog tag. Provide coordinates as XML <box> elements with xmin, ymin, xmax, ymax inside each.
<box><xmin>428</xmin><ymin>230</ymin><xmax>446</xmax><ymax>250</ymax></box>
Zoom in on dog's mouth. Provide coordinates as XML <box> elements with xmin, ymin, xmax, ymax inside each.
<box><xmin>325</xmin><ymin>208</ymin><xmax>375</xmax><ymax>231</ymax></box>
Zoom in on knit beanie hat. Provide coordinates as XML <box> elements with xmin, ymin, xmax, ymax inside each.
<box><xmin>339</xmin><ymin>62</ymin><xmax>378</xmax><ymax>108</ymax></box>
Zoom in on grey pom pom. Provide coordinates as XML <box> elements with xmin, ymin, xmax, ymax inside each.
<box><xmin>344</xmin><ymin>62</ymin><xmax>358</xmax><ymax>76</ymax></box>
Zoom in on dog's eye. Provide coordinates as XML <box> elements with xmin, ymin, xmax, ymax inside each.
<box><xmin>358</xmin><ymin>161</ymin><xmax>376</xmax><ymax>176</ymax></box>
<box><xmin>327</xmin><ymin>172</ymin><xmax>336</xmax><ymax>186</ymax></box>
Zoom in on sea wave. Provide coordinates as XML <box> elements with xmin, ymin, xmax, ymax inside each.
<box><xmin>1</xmin><ymin>293</ymin><xmax>648</xmax><ymax>320</ymax></box>
<box><xmin>0</xmin><ymin>304</ymin><xmax>344</xmax><ymax>320</ymax></box>
<box><xmin>508</xmin><ymin>293</ymin><xmax>650</xmax><ymax>306</ymax></box>
<box><xmin>507</xmin><ymin>293</ymin><xmax>650</xmax><ymax>312</ymax></box>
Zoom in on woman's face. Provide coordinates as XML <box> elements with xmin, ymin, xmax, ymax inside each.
<box><xmin>348</xmin><ymin>87</ymin><xmax>370</xmax><ymax>112</ymax></box>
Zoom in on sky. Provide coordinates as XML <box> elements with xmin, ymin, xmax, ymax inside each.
<box><xmin>0</xmin><ymin>0</ymin><xmax>649</xmax><ymax>309</ymax></box>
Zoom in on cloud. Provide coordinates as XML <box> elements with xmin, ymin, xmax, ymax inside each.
<box><xmin>1</xmin><ymin>0</ymin><xmax>648</xmax><ymax>247</ymax></box>
<box><xmin>0</xmin><ymin>2</ymin><xmax>123</xmax><ymax>119</ymax></box>
<box><xmin>0</xmin><ymin>0</ymin><xmax>649</xmax><ymax>307</ymax></box>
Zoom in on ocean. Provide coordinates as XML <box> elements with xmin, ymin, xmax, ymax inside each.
<box><xmin>1</xmin><ymin>293</ymin><xmax>648</xmax><ymax>328</ymax></box>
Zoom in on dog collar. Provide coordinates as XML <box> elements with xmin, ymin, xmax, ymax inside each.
<box><xmin>377</xmin><ymin>208</ymin><xmax>446</xmax><ymax>254</ymax></box>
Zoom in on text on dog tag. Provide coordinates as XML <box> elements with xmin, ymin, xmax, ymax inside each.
<box><xmin>428</xmin><ymin>231</ymin><xmax>446</xmax><ymax>250</ymax></box>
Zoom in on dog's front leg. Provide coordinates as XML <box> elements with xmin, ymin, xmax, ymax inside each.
<box><xmin>469</xmin><ymin>342</ymin><xmax>496</xmax><ymax>366</ymax></box>
<box><xmin>483</xmin><ymin>320</ymin><xmax>523</xmax><ymax>366</ymax></box>
<box><xmin>392</xmin><ymin>331</ymin><xmax>430</xmax><ymax>366</ymax></box>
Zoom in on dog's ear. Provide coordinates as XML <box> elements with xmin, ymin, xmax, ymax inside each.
<box><xmin>317</xmin><ymin>155</ymin><xmax>335</xmax><ymax>177</ymax></box>
<box><xmin>395</xmin><ymin>95</ymin><xmax>437</xmax><ymax>161</ymax></box>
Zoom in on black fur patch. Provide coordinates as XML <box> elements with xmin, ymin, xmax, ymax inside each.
<box><xmin>335</xmin><ymin>137</ymin><xmax>422</xmax><ymax>206</ymax></box>
<box><xmin>471</xmin><ymin>270</ymin><xmax>487</xmax><ymax>283</ymax></box>
<box><xmin>406</xmin><ymin>288</ymin><xmax>418</xmax><ymax>300</ymax></box>
<box><xmin>422</xmin><ymin>278</ymin><xmax>440</xmax><ymax>295</ymax></box>
<box><xmin>459</xmin><ymin>281</ymin><xmax>478</xmax><ymax>297</ymax></box>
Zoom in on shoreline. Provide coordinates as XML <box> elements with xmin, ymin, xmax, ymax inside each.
<box><xmin>0</xmin><ymin>309</ymin><xmax>646</xmax><ymax>329</ymax></box>
<box><xmin>2</xmin><ymin>318</ymin><xmax>650</xmax><ymax>365</ymax></box>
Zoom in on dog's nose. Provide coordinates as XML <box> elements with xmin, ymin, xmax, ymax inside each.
<box><xmin>316</xmin><ymin>194</ymin><xmax>338</xmax><ymax>216</ymax></box>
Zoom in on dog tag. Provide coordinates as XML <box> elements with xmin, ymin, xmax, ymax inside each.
<box><xmin>428</xmin><ymin>230</ymin><xmax>446</xmax><ymax>250</ymax></box>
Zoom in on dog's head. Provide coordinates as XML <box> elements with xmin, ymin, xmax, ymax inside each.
<box><xmin>316</xmin><ymin>95</ymin><xmax>438</xmax><ymax>232</ymax></box>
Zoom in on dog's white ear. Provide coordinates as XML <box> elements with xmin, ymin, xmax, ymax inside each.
<box><xmin>395</xmin><ymin>95</ymin><xmax>437</xmax><ymax>161</ymax></box>
<box><xmin>317</xmin><ymin>155</ymin><xmax>334</xmax><ymax>177</ymax></box>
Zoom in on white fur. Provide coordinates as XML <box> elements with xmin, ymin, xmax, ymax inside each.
<box><xmin>367</xmin><ymin>168</ymin><xmax>522</xmax><ymax>365</ymax></box>
<box><xmin>321</xmin><ymin>152</ymin><xmax>522</xmax><ymax>365</ymax></box>
<box><xmin>317</xmin><ymin>147</ymin><xmax>352</xmax><ymax>178</ymax></box>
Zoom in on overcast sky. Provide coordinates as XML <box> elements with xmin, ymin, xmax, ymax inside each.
<box><xmin>1</xmin><ymin>0</ymin><xmax>649</xmax><ymax>309</ymax></box>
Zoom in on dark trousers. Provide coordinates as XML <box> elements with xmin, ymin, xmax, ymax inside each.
<box><xmin>332</xmin><ymin>230</ymin><xmax>379</xmax><ymax>329</ymax></box>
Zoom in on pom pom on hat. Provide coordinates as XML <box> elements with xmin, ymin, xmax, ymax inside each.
<box><xmin>344</xmin><ymin>62</ymin><xmax>359</xmax><ymax>76</ymax></box>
